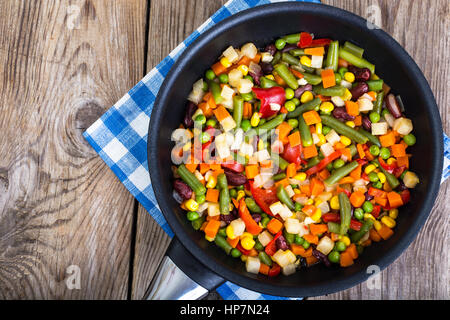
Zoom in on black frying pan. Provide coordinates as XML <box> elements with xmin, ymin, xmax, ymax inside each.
<box><xmin>147</xmin><ymin>2</ymin><xmax>443</xmax><ymax>298</ymax></box>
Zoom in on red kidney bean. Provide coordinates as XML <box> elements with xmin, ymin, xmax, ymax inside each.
<box><xmin>173</xmin><ymin>179</ymin><xmax>192</xmax><ymax>200</ymax></box>
<box><xmin>294</xmin><ymin>84</ymin><xmax>313</xmax><ymax>99</ymax></box>
<box><xmin>332</xmin><ymin>107</ymin><xmax>355</xmax><ymax>122</ymax></box>
<box><xmin>276</xmin><ymin>235</ymin><xmax>289</xmax><ymax>251</ymax></box>
<box><xmin>224</xmin><ymin>169</ymin><xmax>247</xmax><ymax>186</ymax></box>
<box><xmin>350</xmin><ymin>82</ymin><xmax>369</xmax><ymax>101</ymax></box>
<box><xmin>260</xmin><ymin>62</ymin><xmax>274</xmax><ymax>75</ymax></box>
<box><xmin>249</xmin><ymin>70</ymin><xmax>262</xmax><ymax>86</ymax></box>
<box><xmin>348</xmin><ymin>66</ymin><xmax>371</xmax><ymax>82</ymax></box>
<box><xmin>251</xmin><ymin>214</ymin><xmax>262</xmax><ymax>224</ymax></box>
<box><xmin>362</xmin><ymin>115</ymin><xmax>372</xmax><ymax>131</ymax></box>
<box><xmin>281</xmin><ymin>44</ymin><xmax>298</xmax><ymax>53</ymax></box>
<box><xmin>385</xmin><ymin>94</ymin><xmax>402</xmax><ymax>118</ymax></box>
<box><xmin>220</xmin><ymin>207</ymin><xmax>238</xmax><ymax>224</ymax></box>
<box><xmin>183</xmin><ymin>102</ymin><xmax>196</xmax><ymax>128</ymax></box>
<box><xmin>312</xmin><ymin>249</ymin><xmax>331</xmax><ymax>267</ymax></box>
<box><xmin>264</xmin><ymin>44</ymin><xmax>277</xmax><ymax>56</ymax></box>
<box><xmin>365</xmin><ymin>192</ymin><xmax>374</xmax><ymax>201</ymax></box>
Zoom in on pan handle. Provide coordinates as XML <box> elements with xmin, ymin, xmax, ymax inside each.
<box><xmin>143</xmin><ymin>237</ymin><xmax>225</xmax><ymax>300</ymax></box>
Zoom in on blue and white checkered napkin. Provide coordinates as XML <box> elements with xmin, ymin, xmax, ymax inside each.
<box><xmin>83</xmin><ymin>0</ymin><xmax>449</xmax><ymax>300</ymax></box>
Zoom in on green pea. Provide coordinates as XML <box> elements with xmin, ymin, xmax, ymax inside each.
<box><xmin>292</xmin><ymin>97</ymin><xmax>300</xmax><ymax>106</ymax></box>
<box><xmin>202</xmin><ymin>81</ymin><xmax>209</xmax><ymax>92</ymax></box>
<box><xmin>206</xmin><ymin>118</ymin><xmax>217</xmax><ymax>128</ymax></box>
<box><xmin>403</xmin><ymin>134</ymin><xmax>416</xmax><ymax>146</ymax></box>
<box><xmin>368</xmin><ymin>171</ymin><xmax>379</xmax><ymax>183</ymax></box>
<box><xmin>187</xmin><ymin>211</ymin><xmax>199</xmax><ymax>221</ymax></box>
<box><xmin>219</xmin><ymin>73</ymin><xmax>229</xmax><ymax>84</ymax></box>
<box><xmin>275</xmin><ymin>38</ymin><xmax>286</xmax><ymax>50</ymax></box>
<box><xmin>288</xmin><ymin>118</ymin><xmax>299</xmax><ymax>129</ymax></box>
<box><xmin>285</xmin><ymin>100</ymin><xmax>296</xmax><ymax>112</ymax></box>
<box><xmin>195</xmin><ymin>194</ymin><xmax>206</xmax><ymax>204</ymax></box>
<box><xmin>200</xmin><ymin>132</ymin><xmax>211</xmax><ymax>144</ymax></box>
<box><xmin>380</xmin><ymin>147</ymin><xmax>391</xmax><ymax>159</ymax></box>
<box><xmin>338</xmin><ymin>67</ymin><xmax>348</xmax><ymax>78</ymax></box>
<box><xmin>369</xmin><ymin>111</ymin><xmax>380</xmax><ymax>123</ymax></box>
<box><xmin>218</xmin><ymin>227</ymin><xmax>227</xmax><ymax>237</ymax></box>
<box><xmin>335</xmin><ymin>241</ymin><xmax>347</xmax><ymax>252</ymax></box>
<box><xmin>381</xmin><ymin>109</ymin><xmax>390</xmax><ymax>117</ymax></box>
<box><xmin>294</xmin><ymin>235</ymin><xmax>304</xmax><ymax>245</ymax></box>
<box><xmin>372</xmin><ymin>180</ymin><xmax>383</xmax><ymax>189</ymax></box>
<box><xmin>229</xmin><ymin>189</ymin><xmax>237</xmax><ymax>198</ymax></box>
<box><xmin>236</xmin><ymin>185</ymin><xmax>245</xmax><ymax>191</ymax></box>
<box><xmin>205</xmin><ymin>69</ymin><xmax>216</xmax><ymax>80</ymax></box>
<box><xmin>302</xmin><ymin>240</ymin><xmax>310</xmax><ymax>249</ymax></box>
<box><xmin>241</xmin><ymin>92</ymin><xmax>254</xmax><ymax>101</ymax></box>
<box><xmin>333</xmin><ymin>158</ymin><xmax>346</xmax><ymax>169</ymax></box>
<box><xmin>322</xmin><ymin>126</ymin><xmax>331</xmax><ymax>135</ymax></box>
<box><xmin>369</xmin><ymin>145</ymin><xmax>380</xmax><ymax>156</ymax></box>
<box><xmin>334</xmin><ymin>73</ymin><xmax>342</xmax><ymax>84</ymax></box>
<box><xmin>294</xmin><ymin>202</ymin><xmax>303</xmax><ymax>212</ymax></box>
<box><xmin>354</xmin><ymin>207</ymin><xmax>364</xmax><ymax>220</ymax></box>
<box><xmin>328</xmin><ymin>251</ymin><xmax>340</xmax><ymax>264</ymax></box>
<box><xmin>231</xmin><ymin>248</ymin><xmax>242</xmax><ymax>258</ymax></box>
<box><xmin>285</xmin><ymin>88</ymin><xmax>295</xmax><ymax>100</ymax></box>
<box><xmin>241</xmin><ymin>119</ymin><xmax>251</xmax><ymax>132</ymax></box>
<box><xmin>362</xmin><ymin>201</ymin><xmax>373</xmax><ymax>213</ymax></box>
<box><xmin>195</xmin><ymin>114</ymin><xmax>206</xmax><ymax>125</ymax></box>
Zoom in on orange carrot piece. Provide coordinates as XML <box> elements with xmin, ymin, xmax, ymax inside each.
<box><xmin>266</xmin><ymin>219</ymin><xmax>283</xmax><ymax>235</ymax></box>
<box><xmin>243</xmin><ymin>102</ymin><xmax>252</xmax><ymax>119</ymax></box>
<box><xmin>305</xmin><ymin>46</ymin><xmax>325</xmax><ymax>56</ymax></box>
<box><xmin>277</xmin><ymin>122</ymin><xmax>293</xmax><ymax>144</ymax></box>
<box><xmin>338</xmin><ymin>58</ymin><xmax>349</xmax><ymax>68</ymax></box>
<box><xmin>213</xmin><ymin>105</ymin><xmax>231</xmax><ymax>122</ymax></box>
<box><xmin>211</xmin><ymin>61</ymin><xmax>228</xmax><ymax>75</ymax></box>
<box><xmin>299</xmin><ymin>247</ymin><xmax>313</xmax><ymax>258</ymax></box>
<box><xmin>346</xmin><ymin>243</ymin><xmax>359</xmax><ymax>260</ymax></box>
<box><xmin>205</xmin><ymin>188</ymin><xmax>220</xmax><ymax>203</ymax></box>
<box><xmin>338</xmin><ymin>176</ymin><xmax>355</xmax><ymax>185</ymax></box>
<box><xmin>227</xmin><ymin>236</ymin><xmax>240</xmax><ymax>248</ymax></box>
<box><xmin>204</xmin><ymin>220</ymin><xmax>221</xmax><ymax>238</ymax></box>
<box><xmin>354</xmin><ymin>115</ymin><xmax>362</xmax><ymax>126</ymax></box>
<box><xmin>273</xmin><ymin>73</ymin><xmax>286</xmax><ymax>86</ymax></box>
<box><xmin>306</xmin><ymin>256</ymin><xmax>319</xmax><ymax>266</ymax></box>
<box><xmin>275</xmin><ymin>178</ymin><xmax>290</xmax><ymax>188</ymax></box>
<box><xmin>319</xmin><ymin>168</ymin><xmax>330</xmax><ymax>180</ymax></box>
<box><xmin>331</xmin><ymin>233</ymin><xmax>340</xmax><ymax>241</ymax></box>
<box><xmin>350</xmin><ymin>191</ymin><xmax>366</xmax><ymax>208</ymax></box>
<box><xmin>310</xmin><ymin>177</ymin><xmax>325</xmax><ymax>196</ymax></box>
<box><xmin>379</xmin><ymin>131</ymin><xmax>396</xmax><ymax>147</ymax></box>
<box><xmin>259</xmin><ymin>263</ymin><xmax>270</xmax><ymax>275</ymax></box>
<box><xmin>199</xmin><ymin>163</ymin><xmax>210</xmax><ymax>174</ymax></box>
<box><xmin>245</xmin><ymin>165</ymin><xmax>259</xmax><ymax>179</ymax></box>
<box><xmin>356</xmin><ymin>144</ymin><xmax>366</xmax><ymax>159</ymax></box>
<box><xmin>350</xmin><ymin>164</ymin><xmax>362</xmax><ymax>180</ymax></box>
<box><xmin>391</xmin><ymin>144</ymin><xmax>407</xmax><ymax>157</ymax></box>
<box><xmin>377</xmin><ymin>225</ymin><xmax>394</xmax><ymax>240</ymax></box>
<box><xmin>300</xmin><ymin>184</ymin><xmax>311</xmax><ymax>196</ymax></box>
<box><xmin>341</xmin><ymin>148</ymin><xmax>352</xmax><ymax>161</ymax></box>
<box><xmin>289</xmin><ymin>68</ymin><xmax>304</xmax><ymax>79</ymax></box>
<box><xmin>309</xmin><ymin>223</ymin><xmax>328</xmax><ymax>236</ymax></box>
<box><xmin>345</xmin><ymin>100</ymin><xmax>360</xmax><ymax>116</ymax></box>
<box><xmin>303</xmin><ymin>145</ymin><xmax>318</xmax><ymax>159</ymax></box>
<box><xmin>374</xmin><ymin>196</ymin><xmax>388</xmax><ymax>207</ymax></box>
<box><xmin>231</xmin><ymin>198</ymin><xmax>239</xmax><ymax>209</ymax></box>
<box><xmin>286</xmin><ymin>163</ymin><xmax>297</xmax><ymax>178</ymax></box>
<box><xmin>387</xmin><ymin>191</ymin><xmax>403</xmax><ymax>208</ymax></box>
<box><xmin>302</xmin><ymin>110</ymin><xmax>322</xmax><ymax>125</ymax></box>
<box><xmin>339</xmin><ymin>251</ymin><xmax>354</xmax><ymax>267</ymax></box>
<box><xmin>303</xmin><ymin>234</ymin><xmax>319</xmax><ymax>245</ymax></box>
<box><xmin>288</xmin><ymin>131</ymin><xmax>301</xmax><ymax>147</ymax></box>
<box><xmin>185</xmin><ymin>163</ymin><xmax>198</xmax><ymax>173</ymax></box>
<box><xmin>396</xmin><ymin>156</ymin><xmax>409</xmax><ymax>168</ymax></box>
<box><xmin>321</xmin><ymin>68</ymin><xmax>336</xmax><ymax>89</ymax></box>
<box><xmin>290</xmin><ymin>244</ymin><xmax>306</xmax><ymax>256</ymax></box>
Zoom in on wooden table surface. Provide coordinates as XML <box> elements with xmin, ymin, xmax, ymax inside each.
<box><xmin>0</xmin><ymin>0</ymin><xmax>448</xmax><ymax>300</ymax></box>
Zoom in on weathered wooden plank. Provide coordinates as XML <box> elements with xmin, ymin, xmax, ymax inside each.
<box><xmin>131</xmin><ymin>0</ymin><xmax>227</xmax><ymax>300</ymax></box>
<box><xmin>0</xmin><ymin>0</ymin><xmax>147</xmax><ymax>299</ymax></box>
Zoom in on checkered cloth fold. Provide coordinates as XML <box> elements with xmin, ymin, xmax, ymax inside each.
<box><xmin>83</xmin><ymin>0</ymin><xmax>449</xmax><ymax>300</ymax></box>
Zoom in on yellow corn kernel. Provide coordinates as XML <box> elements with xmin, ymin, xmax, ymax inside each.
<box><xmin>226</xmin><ymin>225</ymin><xmax>236</xmax><ymax>239</ymax></box>
<box><xmin>250</xmin><ymin>112</ymin><xmax>260</xmax><ymax>127</ymax></box>
<box><xmin>236</xmin><ymin>190</ymin><xmax>246</xmax><ymax>202</ymax></box>
<box><xmin>240</xmin><ymin>232</ymin><xmax>253</xmax><ymax>240</ymax></box>
<box><xmin>345</xmin><ymin>121</ymin><xmax>355</xmax><ymax>128</ymax></box>
<box><xmin>364</xmin><ymin>213</ymin><xmax>375</xmax><ymax>221</ymax></box>
<box><xmin>314</xmin><ymin>199</ymin><xmax>323</xmax><ymax>206</ymax></box>
<box><xmin>300</xmin><ymin>55</ymin><xmax>312</xmax><ymax>67</ymax></box>
<box><xmin>341</xmin><ymin>236</ymin><xmax>351</xmax><ymax>246</ymax></box>
<box><xmin>344</xmin><ymin>72</ymin><xmax>355</xmax><ymax>83</ymax></box>
<box><xmin>315</xmin><ymin>123</ymin><xmax>323</xmax><ymax>135</ymax></box>
<box><xmin>294</xmin><ymin>188</ymin><xmax>301</xmax><ymax>194</ymax></box>
<box><xmin>182</xmin><ymin>142</ymin><xmax>192</xmax><ymax>152</ymax></box>
<box><xmin>373</xmin><ymin>220</ymin><xmax>382</xmax><ymax>231</ymax></box>
<box><xmin>316</xmin><ymin>133</ymin><xmax>326</xmax><ymax>146</ymax></box>
<box><xmin>381</xmin><ymin>216</ymin><xmax>396</xmax><ymax>228</ymax></box>
<box><xmin>206</xmin><ymin>175</ymin><xmax>217</xmax><ymax>189</ymax></box>
<box><xmin>364</xmin><ymin>164</ymin><xmax>376</xmax><ymax>174</ymax></box>
<box><xmin>389</xmin><ymin>208</ymin><xmax>399</xmax><ymax>219</ymax></box>
<box><xmin>294</xmin><ymin>172</ymin><xmax>307</xmax><ymax>181</ymax></box>
<box><xmin>306</xmin><ymin>199</ymin><xmax>314</xmax><ymax>205</ymax></box>
<box><xmin>386</xmin><ymin>157</ymin><xmax>396</xmax><ymax>165</ymax></box>
<box><xmin>241</xmin><ymin>236</ymin><xmax>255</xmax><ymax>250</ymax></box>
<box><xmin>330</xmin><ymin>196</ymin><xmax>340</xmax><ymax>210</ymax></box>
<box><xmin>205</xmin><ymin>235</ymin><xmax>215</xmax><ymax>242</ymax></box>
<box><xmin>340</xmin><ymin>135</ymin><xmax>352</xmax><ymax>146</ymax></box>
<box><xmin>185</xmin><ymin>199</ymin><xmax>199</xmax><ymax>211</ymax></box>
<box><xmin>377</xmin><ymin>172</ymin><xmax>386</xmax><ymax>184</ymax></box>
<box><xmin>237</xmin><ymin>64</ymin><xmax>249</xmax><ymax>76</ymax></box>
<box><xmin>300</xmin><ymin>91</ymin><xmax>314</xmax><ymax>104</ymax></box>
<box><xmin>341</xmin><ymin>88</ymin><xmax>352</xmax><ymax>101</ymax></box>
<box><xmin>220</xmin><ymin>56</ymin><xmax>232</xmax><ymax>68</ymax></box>
<box><xmin>310</xmin><ymin>208</ymin><xmax>322</xmax><ymax>222</ymax></box>
<box><xmin>266</xmin><ymin>74</ymin><xmax>275</xmax><ymax>80</ymax></box>
<box><xmin>319</xmin><ymin>101</ymin><xmax>334</xmax><ymax>113</ymax></box>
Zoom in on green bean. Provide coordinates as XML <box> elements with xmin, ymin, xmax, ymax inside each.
<box><xmin>287</xmin><ymin>97</ymin><xmax>322</xmax><ymax>119</ymax></box>
<box><xmin>283</xmin><ymin>33</ymin><xmax>300</xmax><ymax>44</ymax></box>
<box><xmin>274</xmin><ymin>64</ymin><xmax>299</xmax><ymax>90</ymax></box>
<box><xmin>373</xmin><ymin>90</ymin><xmax>385</xmax><ymax>115</ymax></box>
<box><xmin>177</xmin><ymin>165</ymin><xmax>206</xmax><ymax>195</ymax></box>
<box><xmin>299</xmin><ymin>72</ymin><xmax>321</xmax><ymax>86</ymax></box>
<box><xmin>283</xmin><ymin>230</ymin><xmax>295</xmax><ymax>244</ymax></box>
<box><xmin>217</xmin><ymin>173</ymin><xmax>230</xmax><ymax>215</ymax></box>
<box><xmin>233</xmin><ymin>95</ymin><xmax>244</xmax><ymax>129</ymax></box>
<box><xmin>191</xmin><ymin>216</ymin><xmax>205</xmax><ymax>230</ymax></box>
<box><xmin>325</xmin><ymin>40</ymin><xmax>339</xmax><ymax>71</ymax></box>
<box><xmin>300</xmin><ymin>63</ymin><xmax>315</xmax><ymax>74</ymax></box>
<box><xmin>298</xmin><ymin>114</ymin><xmax>313</xmax><ymax>147</ymax></box>
<box><xmin>327</xmin><ymin>222</ymin><xmax>341</xmax><ymax>234</ymax></box>
<box><xmin>367</xmin><ymin>79</ymin><xmax>384</xmax><ymax>92</ymax></box>
<box><xmin>320</xmin><ymin>115</ymin><xmax>369</xmax><ymax>144</ymax></box>
<box><xmin>245</xmin><ymin>197</ymin><xmax>263</xmax><ymax>213</ymax></box>
<box><xmin>259</xmin><ymin>251</ymin><xmax>273</xmax><ymax>267</ymax></box>
<box><xmin>343</xmin><ymin>41</ymin><xmax>364</xmax><ymax>58</ymax></box>
<box><xmin>357</xmin><ymin>128</ymin><xmax>381</xmax><ymax>147</ymax></box>
<box><xmin>271</xmin><ymin>154</ymin><xmax>289</xmax><ymax>171</ymax></box>
<box><xmin>215</xmin><ymin>234</ymin><xmax>233</xmax><ymax>254</ymax></box>
<box><xmin>374</xmin><ymin>159</ymin><xmax>400</xmax><ymax>189</ymax></box>
<box><xmin>260</xmin><ymin>76</ymin><xmax>278</xmax><ymax>89</ymax></box>
<box><xmin>339</xmin><ymin>192</ymin><xmax>352</xmax><ymax>235</ymax></box>
<box><xmin>339</xmin><ymin>48</ymin><xmax>375</xmax><ymax>74</ymax></box>
<box><xmin>324</xmin><ymin>161</ymin><xmax>359</xmax><ymax>185</ymax></box>
<box><xmin>349</xmin><ymin>144</ymin><xmax>358</xmax><ymax>157</ymax></box>
<box><xmin>208</xmin><ymin>80</ymin><xmax>223</xmax><ymax>104</ymax></box>
<box><xmin>271</xmin><ymin>51</ymin><xmax>282</xmax><ymax>65</ymax></box>
<box><xmin>273</xmin><ymin>172</ymin><xmax>287</xmax><ymax>181</ymax></box>
<box><xmin>313</xmin><ymin>84</ymin><xmax>346</xmax><ymax>97</ymax></box>
<box><xmin>351</xmin><ymin>219</ymin><xmax>374</xmax><ymax>243</ymax></box>
<box><xmin>254</xmin><ymin>114</ymin><xmax>286</xmax><ymax>136</ymax></box>
<box><xmin>289</xmin><ymin>48</ymin><xmax>305</xmax><ymax>57</ymax></box>
<box><xmin>276</xmin><ymin>184</ymin><xmax>295</xmax><ymax>210</ymax></box>
<box><xmin>281</xmin><ymin>52</ymin><xmax>300</xmax><ymax>66</ymax></box>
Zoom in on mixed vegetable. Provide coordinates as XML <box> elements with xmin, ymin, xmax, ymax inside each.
<box><xmin>171</xmin><ymin>32</ymin><xmax>419</xmax><ymax>277</ymax></box>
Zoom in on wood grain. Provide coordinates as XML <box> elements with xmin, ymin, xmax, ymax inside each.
<box><xmin>0</xmin><ymin>0</ymin><xmax>147</xmax><ymax>299</ymax></box>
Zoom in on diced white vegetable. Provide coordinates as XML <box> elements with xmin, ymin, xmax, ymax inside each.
<box><xmin>294</xmin><ymin>195</ymin><xmax>308</xmax><ymax>205</ymax></box>
<box><xmin>271</xmin><ymin>140</ymin><xmax>284</xmax><ymax>154</ymax></box>
<box><xmin>353</xmin><ymin>185</ymin><xmax>368</xmax><ymax>194</ymax></box>
<box><xmin>262</xmin><ymin>178</ymin><xmax>275</xmax><ymax>189</ymax></box>
<box><xmin>279</xmin><ymin>204</ymin><xmax>293</xmax><ymax>220</ymax></box>
<box><xmin>194</xmin><ymin>170</ymin><xmax>204</xmax><ymax>182</ymax></box>
<box><xmin>228</xmin><ymin>68</ymin><xmax>243</xmax><ymax>87</ymax></box>
<box><xmin>191</xmin><ymin>108</ymin><xmax>203</xmax><ymax>121</ymax></box>
<box><xmin>220</xmin><ymin>116</ymin><xmax>237</xmax><ymax>133</ymax></box>
<box><xmin>358</xmin><ymin>98</ymin><xmax>374</xmax><ymax>112</ymax></box>
<box><xmin>246</xmin><ymin>256</ymin><xmax>261</xmax><ymax>274</ymax></box>
<box><xmin>215</xmin><ymin>133</ymin><xmax>231</xmax><ymax>158</ymax></box>
<box><xmin>237</xmin><ymin>78</ymin><xmax>253</xmax><ymax>94</ymax></box>
<box><xmin>353</xmin><ymin>178</ymin><xmax>369</xmax><ymax>187</ymax></box>
<box><xmin>229</xmin><ymin>218</ymin><xmax>246</xmax><ymax>238</ymax></box>
<box><xmin>254</xmin><ymin>149</ymin><xmax>270</xmax><ymax>162</ymax></box>
<box><xmin>282</xmin><ymin>264</ymin><xmax>296</xmax><ymax>276</ymax></box>
<box><xmin>249</xmin><ymin>61</ymin><xmax>261</xmax><ymax>75</ymax></box>
<box><xmin>316</xmin><ymin>236</ymin><xmax>335</xmax><ymax>255</ymax></box>
<box><xmin>325</xmin><ymin>129</ymin><xmax>341</xmax><ymax>145</ymax></box>
<box><xmin>284</xmin><ymin>185</ymin><xmax>295</xmax><ymax>198</ymax></box>
<box><xmin>285</xmin><ymin>218</ymin><xmax>302</xmax><ymax>234</ymax></box>
<box><xmin>298</xmin><ymin>78</ymin><xmax>308</xmax><ymax>86</ymax></box>
<box><xmin>240</xmin><ymin>142</ymin><xmax>253</xmax><ymax>157</ymax></box>
<box><xmin>298</xmin><ymin>222</ymin><xmax>310</xmax><ymax>237</ymax></box>
<box><xmin>320</xmin><ymin>142</ymin><xmax>335</xmax><ymax>157</ymax></box>
<box><xmin>171</xmin><ymin>128</ymin><xmax>191</xmax><ymax>143</ymax></box>
<box><xmin>325</xmin><ymin>183</ymin><xmax>337</xmax><ymax>192</ymax></box>
<box><xmin>384</xmin><ymin>112</ymin><xmax>395</xmax><ymax>128</ymax></box>
<box><xmin>187</xmin><ymin>90</ymin><xmax>204</xmax><ymax>105</ymax></box>
<box><xmin>317</xmin><ymin>192</ymin><xmax>333</xmax><ymax>202</ymax></box>
<box><xmin>270</xmin><ymin>103</ymin><xmax>281</xmax><ymax>111</ymax></box>
<box><xmin>220</xmin><ymin>85</ymin><xmax>235</xmax><ymax>101</ymax></box>
<box><xmin>331</xmin><ymin>96</ymin><xmax>345</xmax><ymax>107</ymax></box>
<box><xmin>310</xmin><ymin>55</ymin><xmax>324</xmax><ymax>68</ymax></box>
<box><xmin>240</xmin><ymin>42</ymin><xmax>257</xmax><ymax>59</ymax></box>
<box><xmin>207</xmin><ymin>202</ymin><xmax>220</xmax><ymax>217</ymax></box>
<box><xmin>272</xmin><ymin>249</ymin><xmax>297</xmax><ymax>268</ymax></box>
<box><xmin>258</xmin><ymin>231</ymin><xmax>274</xmax><ymax>247</ymax></box>
<box><xmin>303</xmin><ymin>217</ymin><xmax>316</xmax><ymax>226</ymax></box>
<box><xmin>340</xmin><ymin>80</ymin><xmax>352</xmax><ymax>89</ymax></box>
<box><xmin>393</xmin><ymin>117</ymin><xmax>413</xmax><ymax>135</ymax></box>
<box><xmin>361</xmin><ymin>93</ymin><xmax>374</xmax><ymax>101</ymax></box>
<box><xmin>222</xmin><ymin>46</ymin><xmax>239</xmax><ymax>63</ymax></box>
<box><xmin>403</xmin><ymin>171</ymin><xmax>419</xmax><ymax>188</ymax></box>
<box><xmin>269</xmin><ymin>201</ymin><xmax>284</xmax><ymax>215</ymax></box>
<box><xmin>317</xmin><ymin>201</ymin><xmax>330</xmax><ymax>214</ymax></box>
<box><xmin>261</xmin><ymin>52</ymin><xmax>274</xmax><ymax>63</ymax></box>
<box><xmin>231</xmin><ymin>128</ymin><xmax>244</xmax><ymax>150</ymax></box>
<box><xmin>197</xmin><ymin>201</ymin><xmax>209</xmax><ymax>213</ymax></box>
<box><xmin>312</xmin><ymin>133</ymin><xmax>320</xmax><ymax>145</ymax></box>
<box><xmin>225</xmin><ymin>131</ymin><xmax>235</xmax><ymax>146</ymax></box>
<box><xmin>371</xmin><ymin>122</ymin><xmax>388</xmax><ymax>135</ymax></box>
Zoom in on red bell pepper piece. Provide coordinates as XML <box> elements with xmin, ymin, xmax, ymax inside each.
<box><xmin>221</xmin><ymin>161</ymin><xmax>244</xmax><ymax>173</ymax></box>
<box><xmin>298</xmin><ymin>32</ymin><xmax>313</xmax><ymax>48</ymax></box>
<box><xmin>252</xmin><ymin>87</ymin><xmax>286</xmax><ymax>118</ymax></box>
<box><xmin>265</xmin><ymin>231</ymin><xmax>282</xmax><ymax>256</ymax></box>
<box><xmin>393</xmin><ymin>165</ymin><xmax>407</xmax><ymax>178</ymax></box>
<box><xmin>236</xmin><ymin>242</ymin><xmax>251</xmax><ymax>256</ymax></box>
<box><xmin>350</xmin><ymin>219</ymin><xmax>363</xmax><ymax>231</ymax></box>
<box><xmin>268</xmin><ymin>263</ymin><xmax>281</xmax><ymax>277</ymax></box>
<box><xmin>378</xmin><ymin>157</ymin><xmax>396</xmax><ymax>173</ymax></box>
<box><xmin>305</xmin><ymin>150</ymin><xmax>342</xmax><ymax>176</ymax></box>
<box><xmin>281</xmin><ymin>142</ymin><xmax>304</xmax><ymax>166</ymax></box>
<box><xmin>321</xmin><ymin>213</ymin><xmax>340</xmax><ymax>223</ymax></box>
<box><xmin>371</xmin><ymin>205</ymin><xmax>381</xmax><ymax>218</ymax></box>
<box><xmin>399</xmin><ymin>189</ymin><xmax>411</xmax><ymax>204</ymax></box>
<box><xmin>238</xmin><ymin>198</ymin><xmax>263</xmax><ymax>235</ymax></box>
<box><xmin>309</xmin><ymin>38</ymin><xmax>332</xmax><ymax>47</ymax></box>
<box><xmin>249</xmin><ymin>181</ymin><xmax>279</xmax><ymax>217</ymax></box>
